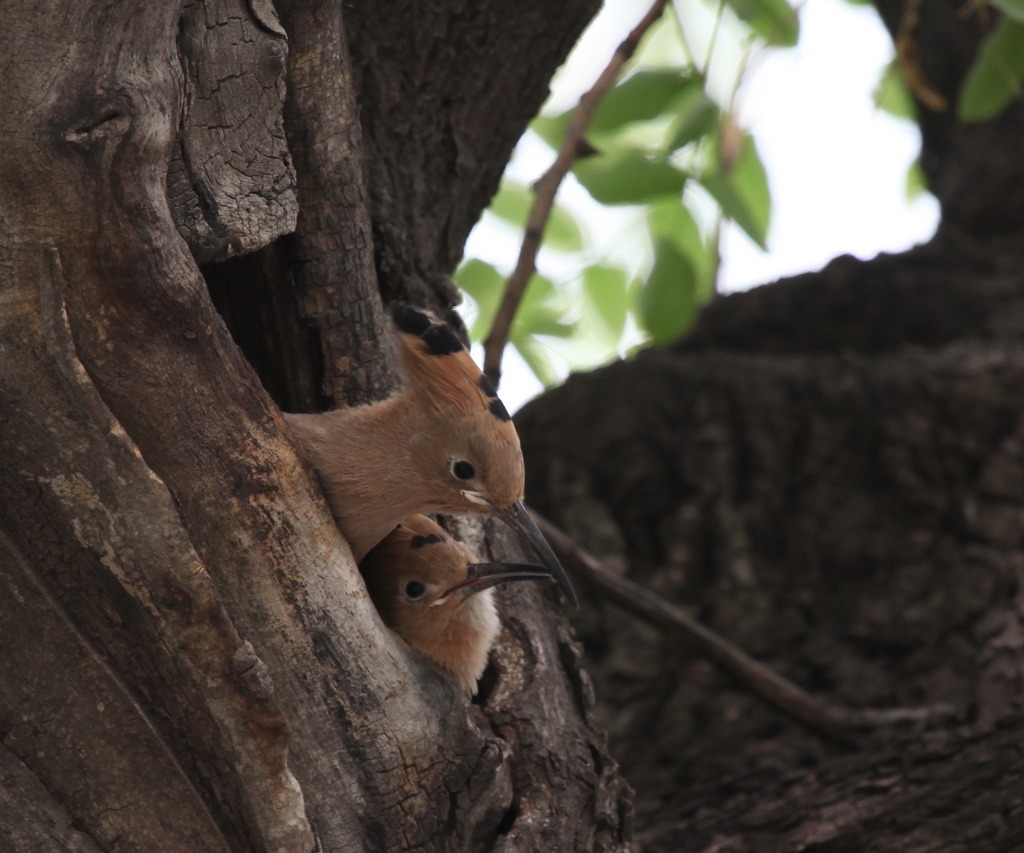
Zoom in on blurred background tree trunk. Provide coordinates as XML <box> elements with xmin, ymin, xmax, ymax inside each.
<box><xmin>515</xmin><ymin>1</ymin><xmax>1024</xmax><ymax>849</ymax></box>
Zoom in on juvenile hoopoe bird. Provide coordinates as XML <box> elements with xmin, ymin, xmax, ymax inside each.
<box><xmin>361</xmin><ymin>515</ymin><xmax>553</xmax><ymax>693</ymax></box>
<box><xmin>285</xmin><ymin>304</ymin><xmax>578</xmax><ymax>607</ymax></box>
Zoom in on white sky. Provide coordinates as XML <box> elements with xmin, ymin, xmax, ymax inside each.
<box><xmin>465</xmin><ymin>0</ymin><xmax>940</xmax><ymax>412</ymax></box>
<box><xmin>719</xmin><ymin>0</ymin><xmax>939</xmax><ymax>291</ymax></box>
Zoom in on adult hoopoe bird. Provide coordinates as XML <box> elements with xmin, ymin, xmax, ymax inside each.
<box><xmin>361</xmin><ymin>515</ymin><xmax>553</xmax><ymax>693</ymax></box>
<box><xmin>285</xmin><ymin>304</ymin><xmax>578</xmax><ymax>607</ymax></box>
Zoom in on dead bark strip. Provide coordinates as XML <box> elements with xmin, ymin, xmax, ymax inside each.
<box><xmin>169</xmin><ymin>0</ymin><xmax>297</xmax><ymax>262</ymax></box>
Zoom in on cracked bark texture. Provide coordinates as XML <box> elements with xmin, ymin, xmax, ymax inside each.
<box><xmin>514</xmin><ymin>2</ymin><xmax>1024</xmax><ymax>849</ymax></box>
<box><xmin>0</xmin><ymin>0</ymin><xmax>628</xmax><ymax>851</ymax></box>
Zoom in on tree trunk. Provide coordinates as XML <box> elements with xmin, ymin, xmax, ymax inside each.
<box><xmin>514</xmin><ymin>3</ymin><xmax>1024</xmax><ymax>848</ymax></box>
<box><xmin>0</xmin><ymin>1</ymin><xmax>630</xmax><ymax>851</ymax></box>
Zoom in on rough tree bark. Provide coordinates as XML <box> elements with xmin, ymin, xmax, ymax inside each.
<box><xmin>0</xmin><ymin>1</ymin><xmax>631</xmax><ymax>851</ymax></box>
<box><xmin>515</xmin><ymin>2</ymin><xmax>1024</xmax><ymax>849</ymax></box>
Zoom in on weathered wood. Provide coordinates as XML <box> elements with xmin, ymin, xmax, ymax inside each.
<box><xmin>0</xmin><ymin>243</ymin><xmax>312</xmax><ymax>851</ymax></box>
<box><xmin>464</xmin><ymin>519</ymin><xmax>634</xmax><ymax>853</ymax></box>
<box><xmin>0</xmin><ymin>741</ymin><xmax>103</xmax><ymax>853</ymax></box>
<box><xmin>0</xmin><ymin>529</ymin><xmax>229</xmax><ymax>852</ymax></box>
<box><xmin>2</xmin><ymin>3</ymin><xmax>310</xmax><ymax>847</ymax></box>
<box><xmin>0</xmin><ymin>0</ymin><xmax>631</xmax><ymax>849</ymax></box>
<box><xmin>4</xmin><ymin>5</ymin><xmax>506</xmax><ymax>848</ymax></box>
<box><xmin>168</xmin><ymin>0</ymin><xmax>297</xmax><ymax>261</ymax></box>
<box><xmin>207</xmin><ymin>0</ymin><xmax>396</xmax><ymax>414</ymax></box>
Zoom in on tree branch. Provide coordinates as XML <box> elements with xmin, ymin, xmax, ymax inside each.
<box><xmin>482</xmin><ymin>0</ymin><xmax>670</xmax><ymax>387</ymax></box>
<box><xmin>531</xmin><ymin>510</ymin><xmax>957</xmax><ymax>746</ymax></box>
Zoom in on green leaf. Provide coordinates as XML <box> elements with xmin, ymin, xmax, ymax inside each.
<box><xmin>958</xmin><ymin>19</ymin><xmax>1024</xmax><ymax>122</ymax></box>
<box><xmin>647</xmin><ymin>201</ymin><xmax>714</xmax><ymax>297</ymax></box>
<box><xmin>488</xmin><ymin>181</ymin><xmax>532</xmax><ymax>225</ymax></box>
<box><xmin>517</xmin><ymin>272</ymin><xmax>557</xmax><ymax>311</ymax></box>
<box><xmin>574</xmin><ymin>150</ymin><xmax>687</xmax><ymax>205</ymax></box>
<box><xmin>511</xmin><ymin>274</ymin><xmax>574</xmax><ymax>384</ymax></box>
<box><xmin>905</xmin><ymin>158</ymin><xmax>928</xmax><ymax>201</ymax></box>
<box><xmin>488</xmin><ymin>180</ymin><xmax>585</xmax><ymax>252</ymax></box>
<box><xmin>590</xmin><ymin>69</ymin><xmax>697</xmax><ymax>136</ymax></box>
<box><xmin>665</xmin><ymin>87</ymin><xmax>720</xmax><ymax>154</ymax></box>
<box><xmin>873</xmin><ymin>61</ymin><xmax>916</xmax><ymax>120</ymax></box>
<box><xmin>531</xmin><ymin>113</ymin><xmax>571</xmax><ymax>151</ymax></box>
<box><xmin>521</xmin><ymin>309</ymin><xmax>576</xmax><ymax>338</ymax></box>
<box><xmin>634</xmin><ymin>238</ymin><xmax>700</xmax><ymax>345</ymax></box>
<box><xmin>546</xmin><ymin>207</ymin><xmax>586</xmax><ymax>252</ymax></box>
<box><xmin>454</xmin><ymin>259</ymin><xmax>504</xmax><ymax>340</ymax></box>
<box><xmin>700</xmin><ymin>133</ymin><xmax>771</xmax><ymax>249</ymax></box>
<box><xmin>726</xmin><ymin>0</ymin><xmax>800</xmax><ymax>47</ymax></box>
<box><xmin>512</xmin><ymin>336</ymin><xmax>561</xmax><ymax>386</ymax></box>
<box><xmin>514</xmin><ymin>274</ymin><xmax>577</xmax><ymax>338</ymax></box>
<box><xmin>991</xmin><ymin>0</ymin><xmax>1024</xmax><ymax>23</ymax></box>
<box><xmin>533</xmin><ymin>70</ymin><xmax>697</xmax><ymax>153</ymax></box>
<box><xmin>581</xmin><ymin>264</ymin><xmax>629</xmax><ymax>344</ymax></box>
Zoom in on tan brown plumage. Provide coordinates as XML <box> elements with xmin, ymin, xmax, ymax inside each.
<box><xmin>361</xmin><ymin>515</ymin><xmax>552</xmax><ymax>694</ymax></box>
<box><xmin>285</xmin><ymin>305</ymin><xmax>578</xmax><ymax>607</ymax></box>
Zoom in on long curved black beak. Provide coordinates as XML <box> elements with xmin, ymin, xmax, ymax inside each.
<box><xmin>440</xmin><ymin>562</ymin><xmax>555</xmax><ymax>601</ymax></box>
<box><xmin>495</xmin><ymin>500</ymin><xmax>579</xmax><ymax>608</ymax></box>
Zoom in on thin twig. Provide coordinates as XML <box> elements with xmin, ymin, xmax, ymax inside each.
<box><xmin>702</xmin><ymin>0</ymin><xmax>727</xmax><ymax>75</ymax></box>
<box><xmin>482</xmin><ymin>0</ymin><xmax>671</xmax><ymax>388</ymax></box>
<box><xmin>530</xmin><ymin>510</ymin><xmax>957</xmax><ymax>747</ymax></box>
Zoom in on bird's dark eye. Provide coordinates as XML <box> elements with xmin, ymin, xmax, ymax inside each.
<box><xmin>405</xmin><ymin>581</ymin><xmax>426</xmax><ymax>599</ymax></box>
<box><xmin>452</xmin><ymin>460</ymin><xmax>475</xmax><ymax>481</ymax></box>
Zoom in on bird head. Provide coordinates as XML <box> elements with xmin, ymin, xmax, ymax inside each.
<box><xmin>361</xmin><ymin>515</ymin><xmax>553</xmax><ymax>693</ymax></box>
<box><xmin>392</xmin><ymin>305</ymin><xmax>579</xmax><ymax>607</ymax></box>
